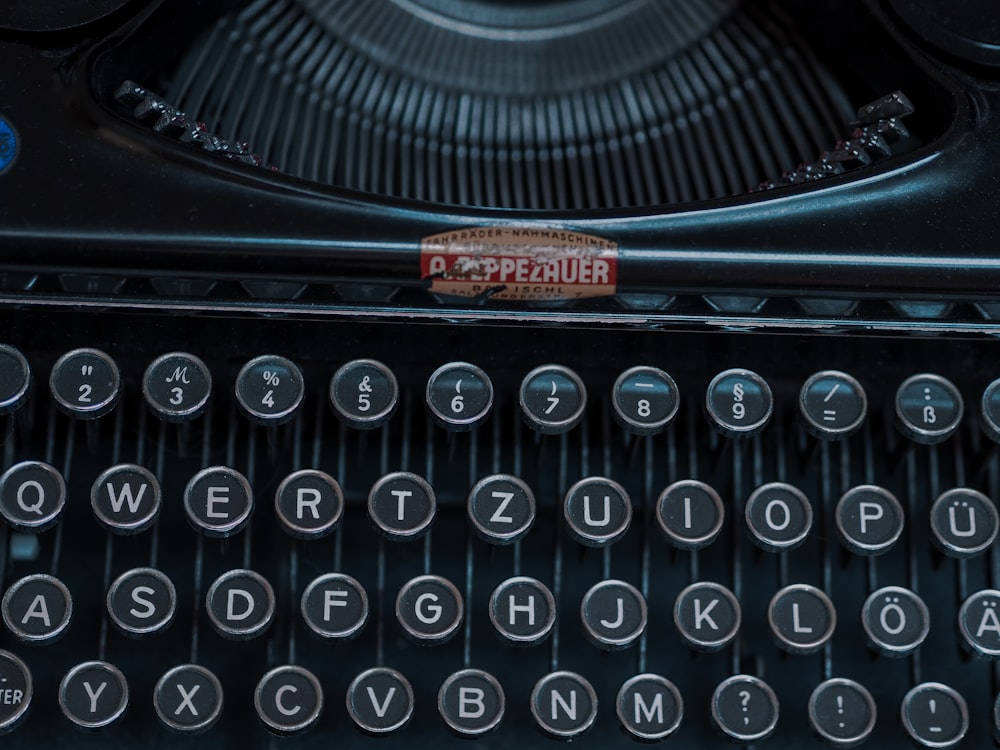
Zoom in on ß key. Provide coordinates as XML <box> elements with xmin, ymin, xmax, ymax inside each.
<box><xmin>346</xmin><ymin>667</ymin><xmax>414</xmax><ymax>734</ymax></box>
<box><xmin>437</xmin><ymin>669</ymin><xmax>505</xmax><ymax>737</ymax></box>
<box><xmin>58</xmin><ymin>661</ymin><xmax>129</xmax><ymax>729</ymax></box>
<box><xmin>235</xmin><ymin>354</ymin><xmax>304</xmax><ymax>424</ymax></box>
<box><xmin>862</xmin><ymin>586</ymin><xmax>930</xmax><ymax>657</ymax></box>
<box><xmin>1</xmin><ymin>573</ymin><xmax>73</xmax><ymax>644</ymax></box>
<box><xmin>579</xmin><ymin>579</ymin><xmax>646</xmax><ymax>650</ymax></box>
<box><xmin>519</xmin><ymin>364</ymin><xmax>587</xmax><ymax>435</ymax></box>
<box><xmin>768</xmin><ymin>584</ymin><xmax>836</xmax><ymax>655</ymax></box>
<box><xmin>50</xmin><ymin>347</ymin><xmax>120</xmax><ymax>419</ymax></box>
<box><xmin>901</xmin><ymin>683</ymin><xmax>968</xmax><ymax>749</ymax></box>
<box><xmin>616</xmin><ymin>674</ymin><xmax>683</xmax><ymax>741</ymax></box>
<box><xmin>799</xmin><ymin>370</ymin><xmax>868</xmax><ymax>440</ymax></box>
<box><xmin>330</xmin><ymin>359</ymin><xmax>398</xmax><ymax>430</ymax></box>
<box><xmin>142</xmin><ymin>351</ymin><xmax>212</xmax><ymax>422</ymax></box>
<box><xmin>656</xmin><ymin>480</ymin><xmax>725</xmax><ymax>551</ymax></box>
<box><xmin>611</xmin><ymin>365</ymin><xmax>680</xmax><ymax>436</ymax></box>
<box><xmin>425</xmin><ymin>361</ymin><xmax>494</xmax><ymax>430</ymax></box>
<box><xmin>712</xmin><ymin>674</ymin><xmax>779</xmax><ymax>743</ymax></box>
<box><xmin>153</xmin><ymin>664</ymin><xmax>224</xmax><ymax>734</ymax></box>
<box><xmin>808</xmin><ymin>678</ymin><xmax>877</xmax><ymax>748</ymax></box>
<box><xmin>530</xmin><ymin>671</ymin><xmax>598</xmax><ymax>739</ymax></box>
<box><xmin>895</xmin><ymin>373</ymin><xmax>963</xmax><ymax>444</ymax></box>
<box><xmin>929</xmin><ymin>487</ymin><xmax>999</xmax><ymax>558</ymax></box>
<box><xmin>705</xmin><ymin>368</ymin><xmax>773</xmax><ymax>437</ymax></box>
<box><xmin>489</xmin><ymin>576</ymin><xmax>556</xmax><ymax>647</ymax></box>
<box><xmin>254</xmin><ymin>665</ymin><xmax>323</xmax><ymax>735</ymax></box>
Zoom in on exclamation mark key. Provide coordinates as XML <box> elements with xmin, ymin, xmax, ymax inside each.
<box><xmin>808</xmin><ymin>678</ymin><xmax>877</xmax><ymax>747</ymax></box>
<box><xmin>901</xmin><ymin>683</ymin><xmax>968</xmax><ymax>748</ymax></box>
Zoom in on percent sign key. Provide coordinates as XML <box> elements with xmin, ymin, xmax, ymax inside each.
<box><xmin>236</xmin><ymin>355</ymin><xmax>305</xmax><ymax>424</ymax></box>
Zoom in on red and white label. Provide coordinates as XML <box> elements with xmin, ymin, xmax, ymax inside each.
<box><xmin>420</xmin><ymin>226</ymin><xmax>619</xmax><ymax>301</ymax></box>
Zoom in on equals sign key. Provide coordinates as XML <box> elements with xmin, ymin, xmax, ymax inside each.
<box><xmin>822</xmin><ymin>410</ymin><xmax>838</xmax><ymax>422</ymax></box>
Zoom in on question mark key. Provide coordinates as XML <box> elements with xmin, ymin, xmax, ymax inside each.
<box><xmin>712</xmin><ymin>675</ymin><xmax>779</xmax><ymax>743</ymax></box>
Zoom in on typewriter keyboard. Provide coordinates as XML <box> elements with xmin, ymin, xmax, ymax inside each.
<box><xmin>0</xmin><ymin>308</ymin><xmax>998</xmax><ymax>749</ymax></box>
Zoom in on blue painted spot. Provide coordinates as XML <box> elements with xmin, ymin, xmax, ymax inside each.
<box><xmin>0</xmin><ymin>117</ymin><xmax>17</xmax><ymax>174</ymax></box>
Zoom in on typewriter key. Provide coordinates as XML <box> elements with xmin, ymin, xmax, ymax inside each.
<box><xmin>235</xmin><ymin>354</ymin><xmax>304</xmax><ymax>425</ymax></box>
<box><xmin>673</xmin><ymin>582</ymin><xmax>741</xmax><ymax>652</ymax></box>
<box><xmin>745</xmin><ymin>482</ymin><xmax>813</xmax><ymax>552</ymax></box>
<box><xmin>616</xmin><ymin>674</ymin><xmax>683</xmax><ymax>741</ymax></box>
<box><xmin>467</xmin><ymin>474</ymin><xmax>535</xmax><ymax>545</ymax></box>
<box><xmin>861</xmin><ymin>586</ymin><xmax>929</xmax><ymax>657</ymax></box>
<box><xmin>426</xmin><ymin>362</ymin><xmax>493</xmax><ymax>430</ymax></box>
<box><xmin>563</xmin><ymin>477</ymin><xmax>632</xmax><ymax>547</ymax></box>
<box><xmin>799</xmin><ymin>370</ymin><xmax>867</xmax><ymax>440</ymax></box>
<box><xmin>530</xmin><ymin>671</ymin><xmax>598</xmax><ymax>739</ymax></box>
<box><xmin>808</xmin><ymin>678</ymin><xmax>877</xmax><ymax>747</ymax></box>
<box><xmin>301</xmin><ymin>573</ymin><xmax>369</xmax><ymax>641</ymax></box>
<box><xmin>143</xmin><ymin>352</ymin><xmax>212</xmax><ymax>422</ymax></box>
<box><xmin>183</xmin><ymin>466</ymin><xmax>253</xmax><ymax>538</ymax></box>
<box><xmin>368</xmin><ymin>471</ymin><xmax>436</xmax><ymax>541</ymax></box>
<box><xmin>981</xmin><ymin>378</ymin><xmax>1000</xmax><ymax>444</ymax></box>
<box><xmin>0</xmin><ymin>344</ymin><xmax>30</xmax><ymax>415</ymax></box>
<box><xmin>0</xmin><ymin>460</ymin><xmax>66</xmax><ymax>532</ymax></box>
<box><xmin>59</xmin><ymin>661</ymin><xmax>128</xmax><ymax>729</ymax></box>
<box><xmin>711</xmin><ymin>675</ymin><xmax>779</xmax><ymax>743</ymax></box>
<box><xmin>705</xmin><ymin>368</ymin><xmax>773</xmax><ymax>437</ymax></box>
<box><xmin>488</xmin><ymin>576</ymin><xmax>556</xmax><ymax>646</ymax></box>
<box><xmin>346</xmin><ymin>667</ymin><xmax>414</xmax><ymax>734</ymax></box>
<box><xmin>274</xmin><ymin>469</ymin><xmax>343</xmax><ymax>539</ymax></box>
<box><xmin>205</xmin><ymin>569</ymin><xmax>275</xmax><ymax>640</ymax></box>
<box><xmin>2</xmin><ymin>573</ymin><xmax>72</xmax><ymax>644</ymax></box>
<box><xmin>395</xmin><ymin>575</ymin><xmax>463</xmax><ymax>645</ymax></box>
<box><xmin>91</xmin><ymin>464</ymin><xmax>161</xmax><ymax>535</ymax></box>
<box><xmin>929</xmin><ymin>487</ymin><xmax>998</xmax><ymax>558</ymax></box>
<box><xmin>957</xmin><ymin>589</ymin><xmax>1000</xmax><ymax>657</ymax></box>
<box><xmin>154</xmin><ymin>664</ymin><xmax>223</xmax><ymax>734</ymax></box>
<box><xmin>895</xmin><ymin>374</ymin><xmax>963</xmax><ymax>444</ymax></box>
<box><xmin>656</xmin><ymin>479</ymin><xmax>724</xmax><ymax>550</ymax></box>
<box><xmin>106</xmin><ymin>567</ymin><xmax>176</xmax><ymax>637</ymax></box>
<box><xmin>901</xmin><ymin>683</ymin><xmax>968</xmax><ymax>749</ymax></box>
<box><xmin>580</xmin><ymin>580</ymin><xmax>646</xmax><ymax>650</ymax></box>
<box><xmin>254</xmin><ymin>665</ymin><xmax>323</xmax><ymax>735</ymax></box>
<box><xmin>49</xmin><ymin>347</ymin><xmax>120</xmax><ymax>420</ymax></box>
<box><xmin>438</xmin><ymin>669</ymin><xmax>505</xmax><ymax>737</ymax></box>
<box><xmin>835</xmin><ymin>485</ymin><xmax>904</xmax><ymax>556</ymax></box>
<box><xmin>0</xmin><ymin>650</ymin><xmax>31</xmax><ymax>731</ymax></box>
<box><xmin>519</xmin><ymin>364</ymin><xmax>587</xmax><ymax>435</ymax></box>
<box><xmin>768</xmin><ymin>584</ymin><xmax>836</xmax><ymax>655</ymax></box>
<box><xmin>330</xmin><ymin>359</ymin><xmax>398</xmax><ymax>430</ymax></box>
<box><xmin>611</xmin><ymin>366</ymin><xmax>679</xmax><ymax>436</ymax></box>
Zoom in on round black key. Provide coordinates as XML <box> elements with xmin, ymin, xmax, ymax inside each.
<box><xmin>91</xmin><ymin>464</ymin><xmax>161</xmax><ymax>535</ymax></box>
<box><xmin>154</xmin><ymin>664</ymin><xmax>223</xmax><ymax>733</ymax></box>
<box><xmin>368</xmin><ymin>472</ymin><xmax>435</xmax><ymax>541</ymax></box>
<box><xmin>835</xmin><ymin>485</ymin><xmax>904</xmax><ymax>556</ymax></box>
<box><xmin>768</xmin><ymin>584</ymin><xmax>836</xmax><ymax>654</ymax></box>
<box><xmin>301</xmin><ymin>573</ymin><xmax>369</xmax><ymax>641</ymax></box>
<box><xmin>580</xmin><ymin>580</ymin><xmax>646</xmax><ymax>650</ymax></box>
<box><xmin>799</xmin><ymin>370</ymin><xmax>867</xmax><ymax>440</ymax></box>
<box><xmin>0</xmin><ymin>460</ymin><xmax>66</xmax><ymax>531</ymax></box>
<box><xmin>50</xmin><ymin>347</ymin><xmax>120</xmax><ymax>419</ymax></box>
<box><xmin>467</xmin><ymin>474</ymin><xmax>535</xmax><ymax>545</ymax></box>
<box><xmin>930</xmin><ymin>487</ymin><xmax>998</xmax><ymax>558</ymax></box>
<box><xmin>346</xmin><ymin>667</ymin><xmax>414</xmax><ymax>734</ymax></box>
<box><xmin>705</xmin><ymin>368</ymin><xmax>773</xmax><ymax>437</ymax></box>
<box><xmin>183</xmin><ymin>466</ymin><xmax>253</xmax><ymax>537</ymax></box>
<box><xmin>438</xmin><ymin>669</ymin><xmax>505</xmax><ymax>737</ymax></box>
<box><xmin>994</xmin><ymin>693</ymin><xmax>1000</xmax><ymax>746</ymax></box>
<box><xmin>563</xmin><ymin>477</ymin><xmax>631</xmax><ymax>547</ymax></box>
<box><xmin>143</xmin><ymin>352</ymin><xmax>212</xmax><ymax>422</ymax></box>
<box><xmin>0</xmin><ymin>650</ymin><xmax>31</xmax><ymax>731</ymax></box>
<box><xmin>59</xmin><ymin>660</ymin><xmax>128</xmax><ymax>729</ymax></box>
<box><xmin>254</xmin><ymin>665</ymin><xmax>323</xmax><ymax>735</ymax></box>
<box><xmin>0</xmin><ymin>344</ymin><xmax>30</xmax><ymax>415</ymax></box>
<box><xmin>274</xmin><ymin>469</ymin><xmax>343</xmax><ymax>539</ymax></box>
<box><xmin>489</xmin><ymin>576</ymin><xmax>556</xmax><ymax>646</ymax></box>
<box><xmin>895</xmin><ymin>374</ymin><xmax>963</xmax><ymax>444</ymax></box>
<box><xmin>235</xmin><ymin>354</ymin><xmax>304</xmax><ymax>424</ymax></box>
<box><xmin>426</xmin><ymin>362</ymin><xmax>493</xmax><ymax>431</ymax></box>
<box><xmin>901</xmin><ymin>683</ymin><xmax>968</xmax><ymax>749</ymax></box>
<box><xmin>142</xmin><ymin>352</ymin><xmax>212</xmax><ymax>422</ymax></box>
<box><xmin>611</xmin><ymin>366</ymin><xmax>679</xmax><ymax>436</ymax></box>
<box><xmin>673</xmin><ymin>582</ymin><xmax>741</xmax><ymax>652</ymax></box>
<box><xmin>745</xmin><ymin>482</ymin><xmax>813</xmax><ymax>552</ymax></box>
<box><xmin>330</xmin><ymin>359</ymin><xmax>398</xmax><ymax>430</ymax></box>
<box><xmin>616</xmin><ymin>674</ymin><xmax>683</xmax><ymax>741</ymax></box>
<box><xmin>1</xmin><ymin>573</ymin><xmax>73</xmax><ymax>643</ymax></box>
<box><xmin>808</xmin><ymin>678</ymin><xmax>877</xmax><ymax>747</ymax></box>
<box><xmin>530</xmin><ymin>671</ymin><xmax>597</xmax><ymax>739</ymax></box>
<box><xmin>396</xmin><ymin>575</ymin><xmax>463</xmax><ymax>644</ymax></box>
<box><xmin>205</xmin><ymin>569</ymin><xmax>275</xmax><ymax>640</ymax></box>
<box><xmin>958</xmin><ymin>589</ymin><xmax>1000</xmax><ymax>658</ymax></box>
<box><xmin>656</xmin><ymin>479</ymin><xmax>724</xmax><ymax>550</ymax></box>
<box><xmin>519</xmin><ymin>364</ymin><xmax>587</xmax><ymax>435</ymax></box>
<box><xmin>862</xmin><ymin>586</ymin><xmax>929</xmax><ymax>657</ymax></box>
<box><xmin>981</xmin><ymin>378</ymin><xmax>1000</xmax><ymax>444</ymax></box>
<box><xmin>712</xmin><ymin>675</ymin><xmax>779</xmax><ymax>743</ymax></box>
<box><xmin>106</xmin><ymin>567</ymin><xmax>176</xmax><ymax>637</ymax></box>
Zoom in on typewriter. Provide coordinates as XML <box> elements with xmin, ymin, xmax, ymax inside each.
<box><xmin>0</xmin><ymin>0</ymin><xmax>999</xmax><ymax>746</ymax></box>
